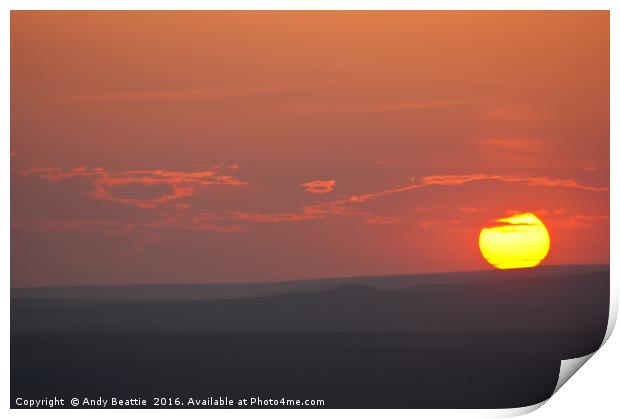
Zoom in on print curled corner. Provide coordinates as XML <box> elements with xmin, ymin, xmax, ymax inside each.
<box><xmin>553</xmin><ymin>353</ymin><xmax>595</xmax><ymax>395</ymax></box>
<box><xmin>532</xmin><ymin>269</ymin><xmax>616</xmax><ymax>413</ymax></box>
<box><xmin>519</xmin><ymin>320</ymin><xmax>614</xmax><ymax>415</ymax></box>
<box><xmin>551</xmin><ymin>289</ymin><xmax>616</xmax><ymax>396</ymax></box>
<box><xmin>498</xmin><ymin>313</ymin><xmax>614</xmax><ymax>417</ymax></box>
<box><xmin>492</xmin><ymin>354</ymin><xmax>595</xmax><ymax>418</ymax></box>
<box><xmin>493</xmin><ymin>401</ymin><xmax>546</xmax><ymax>417</ymax></box>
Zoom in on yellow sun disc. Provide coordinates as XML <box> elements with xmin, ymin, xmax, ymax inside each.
<box><xmin>478</xmin><ymin>212</ymin><xmax>550</xmax><ymax>270</ymax></box>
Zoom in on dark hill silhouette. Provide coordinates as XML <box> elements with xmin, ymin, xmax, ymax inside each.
<box><xmin>11</xmin><ymin>265</ymin><xmax>609</xmax><ymax>408</ymax></box>
<box><xmin>11</xmin><ymin>264</ymin><xmax>607</xmax><ymax>301</ymax></box>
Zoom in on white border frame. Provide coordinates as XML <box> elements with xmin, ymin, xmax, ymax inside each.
<box><xmin>2</xmin><ymin>2</ymin><xmax>616</xmax><ymax>418</ymax></box>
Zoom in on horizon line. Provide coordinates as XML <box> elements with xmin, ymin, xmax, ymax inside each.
<box><xmin>10</xmin><ymin>262</ymin><xmax>610</xmax><ymax>290</ymax></box>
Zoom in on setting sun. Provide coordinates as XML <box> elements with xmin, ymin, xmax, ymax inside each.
<box><xmin>479</xmin><ymin>213</ymin><xmax>551</xmax><ymax>270</ymax></box>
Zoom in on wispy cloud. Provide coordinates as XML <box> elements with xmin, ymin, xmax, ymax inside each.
<box><xmin>245</xmin><ymin>172</ymin><xmax>607</xmax><ymax>228</ymax></box>
<box><xmin>420</xmin><ymin>174</ymin><xmax>608</xmax><ymax>192</ymax></box>
<box><xmin>347</xmin><ymin>173</ymin><xmax>608</xmax><ymax>204</ymax></box>
<box><xmin>13</xmin><ymin>167</ymin><xmax>609</xmax><ymax>253</ymax></box>
<box><xmin>196</xmin><ymin>211</ymin><xmax>318</xmax><ymax>224</ymax></box>
<box><xmin>301</xmin><ymin>179</ymin><xmax>336</xmax><ymax>194</ymax></box>
<box><xmin>364</xmin><ymin>216</ymin><xmax>401</xmax><ymax>225</ymax></box>
<box><xmin>551</xmin><ymin>214</ymin><xmax>609</xmax><ymax>229</ymax></box>
<box><xmin>63</xmin><ymin>83</ymin><xmax>311</xmax><ymax>104</ymax></box>
<box><xmin>277</xmin><ymin>98</ymin><xmax>481</xmax><ymax>117</ymax></box>
<box><xmin>20</xmin><ymin>165</ymin><xmax>247</xmax><ymax>209</ymax></box>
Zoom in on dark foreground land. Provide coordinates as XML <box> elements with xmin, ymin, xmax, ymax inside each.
<box><xmin>11</xmin><ymin>265</ymin><xmax>609</xmax><ymax>408</ymax></box>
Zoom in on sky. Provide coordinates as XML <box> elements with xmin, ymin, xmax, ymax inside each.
<box><xmin>10</xmin><ymin>11</ymin><xmax>609</xmax><ymax>287</ymax></box>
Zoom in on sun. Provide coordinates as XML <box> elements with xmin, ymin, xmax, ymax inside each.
<box><xmin>478</xmin><ymin>212</ymin><xmax>550</xmax><ymax>270</ymax></box>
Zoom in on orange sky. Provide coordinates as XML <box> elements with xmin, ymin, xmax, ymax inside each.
<box><xmin>11</xmin><ymin>11</ymin><xmax>609</xmax><ymax>287</ymax></box>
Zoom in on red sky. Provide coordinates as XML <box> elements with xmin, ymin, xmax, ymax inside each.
<box><xmin>11</xmin><ymin>11</ymin><xmax>609</xmax><ymax>287</ymax></box>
